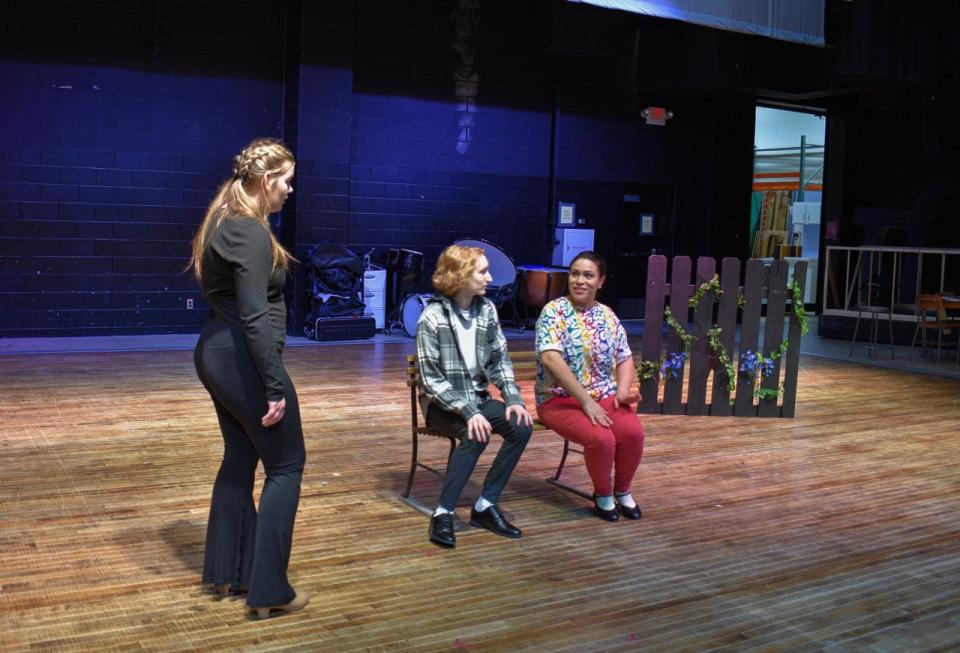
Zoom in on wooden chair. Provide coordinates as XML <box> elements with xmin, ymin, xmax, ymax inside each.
<box><xmin>909</xmin><ymin>294</ymin><xmax>960</xmax><ymax>363</ymax></box>
<box><xmin>402</xmin><ymin>350</ymin><xmax>588</xmax><ymax>515</ymax></box>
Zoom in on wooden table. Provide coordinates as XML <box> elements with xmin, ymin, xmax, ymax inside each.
<box><xmin>939</xmin><ymin>294</ymin><xmax>960</xmax><ymax>312</ymax></box>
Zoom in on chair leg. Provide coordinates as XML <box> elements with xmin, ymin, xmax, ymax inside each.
<box><xmin>545</xmin><ymin>439</ymin><xmax>591</xmax><ymax>500</ymax></box>
<box><xmin>887</xmin><ymin>312</ymin><xmax>895</xmax><ymax>359</ymax></box>
<box><xmin>552</xmin><ymin>439</ymin><xmax>571</xmax><ymax>481</ymax></box>
<box><xmin>849</xmin><ymin>311</ymin><xmax>862</xmax><ymax>356</ymax></box>
<box><xmin>908</xmin><ymin>324</ymin><xmax>921</xmax><ymax>361</ymax></box>
<box><xmin>402</xmin><ymin>432</ymin><xmax>419</xmax><ymax>498</ymax></box>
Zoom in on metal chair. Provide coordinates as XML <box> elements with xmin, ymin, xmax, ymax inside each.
<box><xmin>849</xmin><ymin>281</ymin><xmax>895</xmax><ymax>359</ymax></box>
<box><xmin>908</xmin><ymin>294</ymin><xmax>960</xmax><ymax>363</ymax></box>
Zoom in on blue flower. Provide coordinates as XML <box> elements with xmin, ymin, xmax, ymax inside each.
<box><xmin>660</xmin><ymin>352</ymin><xmax>687</xmax><ymax>379</ymax></box>
<box><xmin>762</xmin><ymin>357</ymin><xmax>775</xmax><ymax>377</ymax></box>
<box><xmin>739</xmin><ymin>350</ymin><xmax>775</xmax><ymax>381</ymax></box>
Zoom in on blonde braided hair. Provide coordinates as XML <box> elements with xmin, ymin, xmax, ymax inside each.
<box><xmin>189</xmin><ymin>138</ymin><xmax>295</xmax><ymax>281</ymax></box>
<box><xmin>232</xmin><ymin>139</ymin><xmax>285</xmax><ymax>182</ymax></box>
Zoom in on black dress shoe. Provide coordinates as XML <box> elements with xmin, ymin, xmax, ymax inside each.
<box><xmin>469</xmin><ymin>505</ymin><xmax>522</xmax><ymax>539</ymax></box>
<box><xmin>616</xmin><ymin>501</ymin><xmax>642</xmax><ymax>520</ymax></box>
<box><xmin>593</xmin><ymin>494</ymin><xmax>620</xmax><ymax>522</ymax></box>
<box><xmin>429</xmin><ymin>512</ymin><xmax>456</xmax><ymax>547</ymax></box>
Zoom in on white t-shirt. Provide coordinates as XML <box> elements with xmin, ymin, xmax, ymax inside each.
<box><xmin>451</xmin><ymin>304</ymin><xmax>482</xmax><ymax>392</ymax></box>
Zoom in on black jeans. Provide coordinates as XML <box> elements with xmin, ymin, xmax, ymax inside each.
<box><xmin>426</xmin><ymin>398</ymin><xmax>532</xmax><ymax>511</ymax></box>
<box><xmin>194</xmin><ymin>318</ymin><xmax>305</xmax><ymax>608</ymax></box>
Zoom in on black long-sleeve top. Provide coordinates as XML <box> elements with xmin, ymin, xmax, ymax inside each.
<box><xmin>200</xmin><ymin>215</ymin><xmax>287</xmax><ymax>401</ymax></box>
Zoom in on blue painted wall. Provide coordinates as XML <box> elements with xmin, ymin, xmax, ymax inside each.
<box><xmin>9</xmin><ymin>0</ymin><xmax>946</xmax><ymax>336</ymax></box>
<box><xmin>1</xmin><ymin>1</ymin><xmax>286</xmax><ymax>336</ymax></box>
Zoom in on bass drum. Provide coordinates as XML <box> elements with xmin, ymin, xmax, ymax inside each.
<box><xmin>401</xmin><ymin>293</ymin><xmax>434</xmax><ymax>337</ymax></box>
<box><xmin>452</xmin><ymin>238</ymin><xmax>517</xmax><ymax>305</ymax></box>
<box><xmin>517</xmin><ymin>265</ymin><xmax>569</xmax><ymax>316</ymax></box>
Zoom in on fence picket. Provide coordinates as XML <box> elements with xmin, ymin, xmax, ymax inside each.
<box><xmin>710</xmin><ymin>257</ymin><xmax>741</xmax><ymax>416</ymax></box>
<box><xmin>758</xmin><ymin>262</ymin><xmax>789</xmax><ymax>417</ymax></box>
<box><xmin>780</xmin><ymin>260</ymin><xmax>807</xmax><ymax>417</ymax></box>
<box><xmin>735</xmin><ymin>260</ymin><xmax>765</xmax><ymax>416</ymax></box>
<box><xmin>639</xmin><ymin>256</ymin><xmax>668</xmax><ymax>414</ymax></box>
<box><xmin>686</xmin><ymin>257</ymin><xmax>716</xmax><ymax>415</ymax></box>
<box><xmin>662</xmin><ymin>256</ymin><xmax>692</xmax><ymax>415</ymax></box>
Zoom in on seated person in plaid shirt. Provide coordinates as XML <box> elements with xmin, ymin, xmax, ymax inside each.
<box><xmin>416</xmin><ymin>245</ymin><xmax>534</xmax><ymax>548</ymax></box>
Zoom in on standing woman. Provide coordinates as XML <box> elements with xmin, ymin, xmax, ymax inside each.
<box><xmin>189</xmin><ymin>138</ymin><xmax>308</xmax><ymax>618</ymax></box>
<box><xmin>535</xmin><ymin>251</ymin><xmax>645</xmax><ymax>522</ymax></box>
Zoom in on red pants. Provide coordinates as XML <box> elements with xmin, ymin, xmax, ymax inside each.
<box><xmin>537</xmin><ymin>395</ymin><xmax>644</xmax><ymax>496</ymax></box>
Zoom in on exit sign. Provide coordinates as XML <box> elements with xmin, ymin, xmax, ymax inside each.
<box><xmin>642</xmin><ymin>106</ymin><xmax>672</xmax><ymax>126</ymax></box>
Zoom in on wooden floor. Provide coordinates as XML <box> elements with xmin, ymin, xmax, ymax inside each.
<box><xmin>2</xmin><ymin>340</ymin><xmax>959</xmax><ymax>652</ymax></box>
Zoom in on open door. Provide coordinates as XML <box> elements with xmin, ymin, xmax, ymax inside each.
<box><xmin>752</xmin><ymin>105</ymin><xmax>826</xmax><ymax>304</ymax></box>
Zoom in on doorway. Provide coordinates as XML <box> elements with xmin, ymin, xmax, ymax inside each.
<box><xmin>751</xmin><ymin>106</ymin><xmax>826</xmax><ymax>304</ymax></box>
<box><xmin>610</xmin><ymin>184</ymin><xmax>675</xmax><ymax>318</ymax></box>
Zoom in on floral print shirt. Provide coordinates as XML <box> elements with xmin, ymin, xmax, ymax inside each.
<box><xmin>534</xmin><ymin>296</ymin><xmax>632</xmax><ymax>405</ymax></box>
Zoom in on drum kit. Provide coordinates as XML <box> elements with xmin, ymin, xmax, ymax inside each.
<box><xmin>390</xmin><ymin>238</ymin><xmax>570</xmax><ymax>337</ymax></box>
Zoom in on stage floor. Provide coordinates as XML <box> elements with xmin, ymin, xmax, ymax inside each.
<box><xmin>1</xmin><ymin>341</ymin><xmax>959</xmax><ymax>651</ymax></box>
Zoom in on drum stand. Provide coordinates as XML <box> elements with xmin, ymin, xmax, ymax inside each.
<box><xmin>515</xmin><ymin>297</ymin><xmax>550</xmax><ymax>332</ymax></box>
<box><xmin>515</xmin><ymin>298</ymin><xmax>534</xmax><ymax>332</ymax></box>
<box><xmin>488</xmin><ymin>283</ymin><xmax>526</xmax><ymax>332</ymax></box>
<box><xmin>382</xmin><ymin>248</ymin><xmax>424</xmax><ymax>336</ymax></box>
<box><xmin>383</xmin><ymin>304</ymin><xmax>404</xmax><ymax>335</ymax></box>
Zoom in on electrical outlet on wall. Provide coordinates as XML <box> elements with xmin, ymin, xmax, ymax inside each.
<box><xmin>186</xmin><ymin>298</ymin><xmax>194</xmax><ymax>309</ymax></box>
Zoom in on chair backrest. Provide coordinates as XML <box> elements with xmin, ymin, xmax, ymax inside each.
<box><xmin>505</xmin><ymin>350</ymin><xmax>539</xmax><ymax>382</ymax></box>
<box><xmin>859</xmin><ymin>280</ymin><xmax>889</xmax><ymax>309</ymax></box>
<box><xmin>916</xmin><ymin>294</ymin><xmax>946</xmax><ymax>322</ymax></box>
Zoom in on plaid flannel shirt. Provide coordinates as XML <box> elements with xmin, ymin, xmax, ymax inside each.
<box><xmin>416</xmin><ymin>294</ymin><xmax>524</xmax><ymax>419</ymax></box>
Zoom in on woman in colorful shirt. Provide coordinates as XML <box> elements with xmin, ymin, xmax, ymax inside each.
<box><xmin>535</xmin><ymin>251</ymin><xmax>645</xmax><ymax>521</ymax></box>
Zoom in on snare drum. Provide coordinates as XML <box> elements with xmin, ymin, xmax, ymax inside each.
<box><xmin>517</xmin><ymin>265</ymin><xmax>569</xmax><ymax>314</ymax></box>
<box><xmin>401</xmin><ymin>293</ymin><xmax>434</xmax><ymax>337</ymax></box>
<box><xmin>453</xmin><ymin>238</ymin><xmax>517</xmax><ymax>305</ymax></box>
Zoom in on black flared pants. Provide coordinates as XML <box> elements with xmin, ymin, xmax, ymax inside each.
<box><xmin>194</xmin><ymin>317</ymin><xmax>305</xmax><ymax>608</ymax></box>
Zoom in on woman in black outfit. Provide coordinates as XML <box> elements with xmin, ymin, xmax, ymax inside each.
<box><xmin>188</xmin><ymin>138</ymin><xmax>308</xmax><ymax>619</ymax></box>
